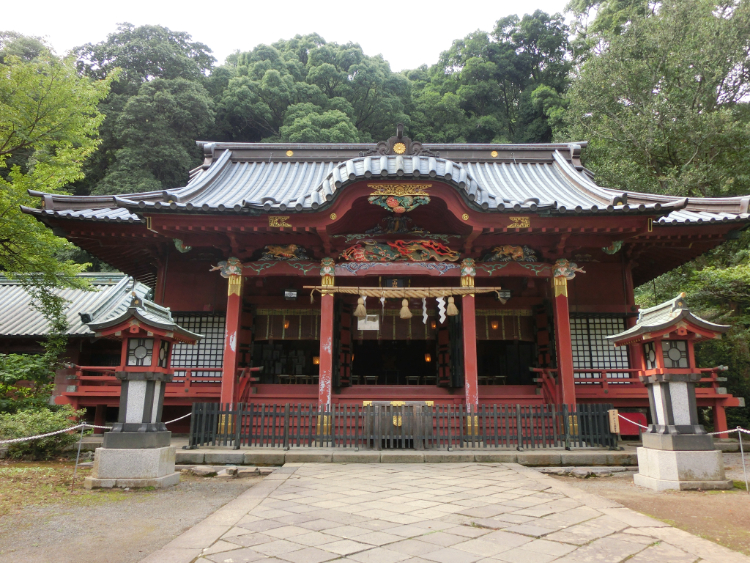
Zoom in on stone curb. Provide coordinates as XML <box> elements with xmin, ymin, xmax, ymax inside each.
<box><xmin>175</xmin><ymin>449</ymin><xmax>638</xmax><ymax>466</ymax></box>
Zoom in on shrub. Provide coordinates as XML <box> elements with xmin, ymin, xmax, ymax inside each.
<box><xmin>0</xmin><ymin>406</ymin><xmax>87</xmax><ymax>460</ymax></box>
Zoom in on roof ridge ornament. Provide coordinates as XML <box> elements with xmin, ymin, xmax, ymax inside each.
<box><xmin>359</xmin><ymin>123</ymin><xmax>440</xmax><ymax>158</ymax></box>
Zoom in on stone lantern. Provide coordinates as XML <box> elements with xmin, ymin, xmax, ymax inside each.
<box><xmin>608</xmin><ymin>293</ymin><xmax>732</xmax><ymax>490</ymax></box>
<box><xmin>84</xmin><ymin>294</ymin><xmax>202</xmax><ymax>489</ymax></box>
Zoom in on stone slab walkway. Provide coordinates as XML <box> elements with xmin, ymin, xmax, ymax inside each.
<box><xmin>141</xmin><ymin>463</ymin><xmax>750</xmax><ymax>563</ymax></box>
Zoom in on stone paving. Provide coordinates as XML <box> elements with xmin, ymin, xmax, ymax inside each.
<box><xmin>141</xmin><ymin>463</ymin><xmax>750</xmax><ymax>563</ymax></box>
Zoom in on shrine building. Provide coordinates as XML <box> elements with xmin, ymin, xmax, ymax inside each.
<box><xmin>22</xmin><ymin>129</ymin><xmax>747</xmax><ymax>432</ymax></box>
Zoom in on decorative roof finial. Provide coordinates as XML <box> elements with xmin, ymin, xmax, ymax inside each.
<box><xmin>359</xmin><ymin>124</ymin><xmax>439</xmax><ymax>158</ymax></box>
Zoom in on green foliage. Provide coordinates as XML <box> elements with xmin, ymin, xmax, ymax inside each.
<box><xmin>214</xmin><ymin>34</ymin><xmax>409</xmax><ymax>143</ymax></box>
<box><xmin>408</xmin><ymin>11</ymin><xmax>571</xmax><ymax>144</ymax></box>
<box><xmin>93</xmin><ymin>78</ymin><xmax>215</xmax><ymax>194</ymax></box>
<box><xmin>74</xmin><ymin>24</ymin><xmax>216</xmax><ymax>195</ymax></box>
<box><xmin>0</xmin><ymin>45</ymin><xmax>112</xmax><ymax>284</ymax></box>
<box><xmin>563</xmin><ymin>0</ymin><xmax>750</xmax><ymax>197</ymax></box>
<box><xmin>0</xmin><ymin>405</ymin><xmax>86</xmax><ymax>460</ymax></box>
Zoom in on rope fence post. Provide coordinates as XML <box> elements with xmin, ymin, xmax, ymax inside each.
<box><xmin>739</xmin><ymin>427</ymin><xmax>749</xmax><ymax>495</ymax></box>
<box><xmin>71</xmin><ymin>424</ymin><xmax>86</xmax><ymax>492</ymax></box>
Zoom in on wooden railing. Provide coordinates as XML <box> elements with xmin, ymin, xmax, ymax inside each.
<box><xmin>188</xmin><ymin>402</ymin><xmax>618</xmax><ymax>451</ymax></box>
<box><xmin>531</xmin><ymin>366</ymin><xmax>732</xmax><ymax>403</ymax></box>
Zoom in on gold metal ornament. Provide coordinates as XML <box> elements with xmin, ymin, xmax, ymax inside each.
<box><xmin>491</xmin><ymin>150</ymin><xmax>498</xmax><ymax>158</ymax></box>
<box><xmin>368</xmin><ymin>184</ymin><xmax>431</xmax><ymax>197</ymax></box>
<box><xmin>393</xmin><ymin>142</ymin><xmax>406</xmax><ymax>154</ymax></box>
<box><xmin>462</xmin><ymin>213</ymin><xmax>469</xmax><ymax>220</ymax></box>
<box><xmin>329</xmin><ymin>213</ymin><xmax>337</xmax><ymax>220</ymax></box>
<box><xmin>286</xmin><ymin>150</ymin><xmax>294</xmax><ymax>156</ymax></box>
<box><xmin>268</xmin><ymin>216</ymin><xmax>292</xmax><ymax>228</ymax></box>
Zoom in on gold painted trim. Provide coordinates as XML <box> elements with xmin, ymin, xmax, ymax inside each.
<box><xmin>269</xmin><ymin>216</ymin><xmax>291</xmax><ymax>228</ymax></box>
<box><xmin>228</xmin><ymin>274</ymin><xmax>243</xmax><ymax>296</ymax></box>
<box><xmin>368</xmin><ymin>183</ymin><xmax>432</xmax><ymax>197</ymax></box>
<box><xmin>553</xmin><ymin>276</ymin><xmax>568</xmax><ymax>297</ymax></box>
<box><xmin>461</xmin><ymin>213</ymin><xmax>469</xmax><ymax>220</ymax></box>
<box><xmin>508</xmin><ymin>216</ymin><xmax>530</xmax><ymax>228</ymax></box>
<box><xmin>329</xmin><ymin>213</ymin><xmax>337</xmax><ymax>220</ymax></box>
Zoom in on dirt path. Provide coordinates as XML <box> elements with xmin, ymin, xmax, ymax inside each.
<box><xmin>549</xmin><ymin>454</ymin><xmax>750</xmax><ymax>557</ymax></box>
<box><xmin>0</xmin><ymin>469</ymin><xmax>260</xmax><ymax>563</ymax></box>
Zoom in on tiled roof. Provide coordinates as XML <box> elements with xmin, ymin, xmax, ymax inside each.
<box><xmin>607</xmin><ymin>293</ymin><xmax>729</xmax><ymax>343</ymax></box>
<box><xmin>23</xmin><ymin>142</ymin><xmax>750</xmax><ymax>226</ymax></box>
<box><xmin>0</xmin><ymin>274</ymin><xmax>150</xmax><ymax>337</ymax></box>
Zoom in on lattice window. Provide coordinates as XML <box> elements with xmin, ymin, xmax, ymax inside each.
<box><xmin>171</xmin><ymin>315</ymin><xmax>225</xmax><ymax>377</ymax></box>
<box><xmin>570</xmin><ymin>316</ymin><xmax>630</xmax><ymax>383</ymax></box>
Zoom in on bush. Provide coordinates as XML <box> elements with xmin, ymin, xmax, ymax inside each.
<box><xmin>0</xmin><ymin>406</ymin><xmax>87</xmax><ymax>460</ymax></box>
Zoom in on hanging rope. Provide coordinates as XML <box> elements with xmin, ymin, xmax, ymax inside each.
<box><xmin>305</xmin><ymin>286</ymin><xmax>502</xmax><ymax>301</ymax></box>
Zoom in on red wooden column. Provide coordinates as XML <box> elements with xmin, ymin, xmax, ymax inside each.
<box><xmin>220</xmin><ymin>270</ymin><xmax>243</xmax><ymax>405</ymax></box>
<box><xmin>552</xmin><ymin>275</ymin><xmax>576</xmax><ymax>406</ymax></box>
<box><xmin>714</xmin><ymin>403</ymin><xmax>728</xmax><ymax>434</ymax></box>
<box><xmin>462</xmin><ymin>295</ymin><xmax>479</xmax><ymax>412</ymax></box>
<box><xmin>318</xmin><ymin>294</ymin><xmax>335</xmax><ymax>407</ymax></box>
<box><xmin>317</xmin><ymin>258</ymin><xmax>336</xmax><ymax>409</ymax></box>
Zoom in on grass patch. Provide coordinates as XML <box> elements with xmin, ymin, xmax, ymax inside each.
<box><xmin>734</xmin><ymin>480</ymin><xmax>748</xmax><ymax>491</ymax></box>
<box><xmin>0</xmin><ymin>461</ymin><xmax>127</xmax><ymax>518</ymax></box>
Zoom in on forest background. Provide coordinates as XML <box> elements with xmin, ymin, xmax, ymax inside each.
<box><xmin>2</xmin><ymin>0</ymin><xmax>750</xmax><ymax>428</ymax></box>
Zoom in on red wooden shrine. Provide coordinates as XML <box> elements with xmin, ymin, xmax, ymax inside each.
<box><xmin>24</xmin><ymin>129</ymin><xmax>746</xmax><ymax>432</ymax></box>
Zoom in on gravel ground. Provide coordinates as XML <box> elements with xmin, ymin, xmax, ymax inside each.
<box><xmin>548</xmin><ymin>453</ymin><xmax>750</xmax><ymax>556</ymax></box>
<box><xmin>0</xmin><ymin>473</ymin><xmax>261</xmax><ymax>563</ymax></box>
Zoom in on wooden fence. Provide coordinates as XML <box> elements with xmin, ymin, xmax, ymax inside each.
<box><xmin>187</xmin><ymin>403</ymin><xmax>617</xmax><ymax>450</ymax></box>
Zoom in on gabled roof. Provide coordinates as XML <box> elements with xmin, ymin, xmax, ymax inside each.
<box><xmin>0</xmin><ymin>273</ymin><xmax>151</xmax><ymax>337</ymax></box>
<box><xmin>23</xmin><ymin>140</ymin><xmax>750</xmax><ymax>227</ymax></box>
<box><xmin>87</xmin><ymin>294</ymin><xmax>202</xmax><ymax>344</ymax></box>
<box><xmin>607</xmin><ymin>293</ymin><xmax>729</xmax><ymax>345</ymax></box>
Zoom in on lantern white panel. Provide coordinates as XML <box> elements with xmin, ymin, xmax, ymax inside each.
<box><xmin>652</xmin><ymin>383</ymin><xmax>666</xmax><ymax>426</ymax></box>
<box><xmin>151</xmin><ymin>381</ymin><xmax>161</xmax><ymax>423</ymax></box>
<box><xmin>669</xmin><ymin>381</ymin><xmax>691</xmax><ymax>425</ymax></box>
<box><xmin>125</xmin><ymin>380</ymin><xmax>147</xmax><ymax>423</ymax></box>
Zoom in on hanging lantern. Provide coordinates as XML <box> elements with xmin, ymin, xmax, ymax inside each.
<box><xmin>424</xmin><ymin>353</ymin><xmax>432</xmax><ymax>363</ymax></box>
<box><xmin>491</xmin><ymin>320</ymin><xmax>499</xmax><ymax>330</ymax></box>
<box><xmin>312</xmin><ymin>356</ymin><xmax>320</xmax><ymax>365</ymax></box>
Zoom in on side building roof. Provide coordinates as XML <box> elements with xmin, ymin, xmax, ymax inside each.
<box><xmin>0</xmin><ymin>273</ymin><xmax>151</xmax><ymax>338</ymax></box>
<box><xmin>23</xmin><ymin>141</ymin><xmax>750</xmax><ymax>226</ymax></box>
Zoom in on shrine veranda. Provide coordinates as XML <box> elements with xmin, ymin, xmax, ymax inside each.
<box><xmin>20</xmin><ymin>133</ymin><xmax>748</xmax><ymax>433</ymax></box>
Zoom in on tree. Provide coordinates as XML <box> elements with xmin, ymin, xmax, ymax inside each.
<box><xmin>563</xmin><ymin>0</ymin><xmax>750</xmax><ymax>198</ymax></box>
<box><xmin>214</xmin><ymin>34</ymin><xmax>410</xmax><ymax>143</ymax></box>
<box><xmin>73</xmin><ymin>24</ymin><xmax>216</xmax><ymax>195</ymax></box>
<box><xmin>407</xmin><ymin>11</ymin><xmax>571</xmax><ymax>144</ymax></box>
<box><xmin>0</xmin><ymin>46</ymin><xmax>112</xmax><ymax>286</ymax></box>
<box><xmin>93</xmin><ymin>78</ymin><xmax>215</xmax><ymax>194</ymax></box>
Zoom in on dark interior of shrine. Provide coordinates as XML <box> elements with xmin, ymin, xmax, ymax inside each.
<box><xmin>351</xmin><ymin>340</ymin><xmax>439</xmax><ymax>385</ymax></box>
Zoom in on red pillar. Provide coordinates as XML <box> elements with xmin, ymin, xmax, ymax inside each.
<box><xmin>318</xmin><ymin>294</ymin><xmax>335</xmax><ymax>407</ymax></box>
<box><xmin>714</xmin><ymin>403</ymin><xmax>728</xmax><ymax>434</ymax></box>
<box><xmin>93</xmin><ymin>404</ymin><xmax>107</xmax><ymax>435</ymax></box>
<box><xmin>462</xmin><ymin>295</ymin><xmax>479</xmax><ymax>412</ymax></box>
<box><xmin>220</xmin><ymin>273</ymin><xmax>243</xmax><ymax>405</ymax></box>
<box><xmin>553</xmin><ymin>277</ymin><xmax>576</xmax><ymax>406</ymax></box>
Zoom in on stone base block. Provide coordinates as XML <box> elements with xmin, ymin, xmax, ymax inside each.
<box><xmin>92</xmin><ymin>446</ymin><xmax>176</xmax><ymax>480</ymax></box>
<box><xmin>635</xmin><ymin>447</ymin><xmax>732</xmax><ymax>491</ymax></box>
<box><xmin>633</xmin><ymin>473</ymin><xmax>732</xmax><ymax>491</ymax></box>
<box><xmin>641</xmin><ymin>432</ymin><xmax>714</xmax><ymax>451</ymax></box>
<box><xmin>103</xmin><ymin>430</ymin><xmax>171</xmax><ymax>449</ymax></box>
<box><xmin>84</xmin><ymin>472</ymin><xmax>180</xmax><ymax>490</ymax></box>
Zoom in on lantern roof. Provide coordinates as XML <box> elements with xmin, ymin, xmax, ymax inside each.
<box><xmin>86</xmin><ymin>294</ymin><xmax>203</xmax><ymax>344</ymax></box>
<box><xmin>607</xmin><ymin>293</ymin><xmax>729</xmax><ymax>346</ymax></box>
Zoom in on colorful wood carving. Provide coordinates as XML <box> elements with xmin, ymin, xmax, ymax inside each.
<box><xmin>260</xmin><ymin>244</ymin><xmax>309</xmax><ymax>261</ymax></box>
<box><xmin>368</xmin><ymin>194</ymin><xmax>430</xmax><ymax>214</ymax></box>
<box><xmin>553</xmin><ymin>258</ymin><xmax>585</xmax><ymax>280</ymax></box>
<box><xmin>365</xmin><ymin>216</ymin><xmax>429</xmax><ymax>236</ymax></box>
<box><xmin>481</xmin><ymin>245</ymin><xmax>538</xmax><ymax>262</ymax></box>
<box><xmin>340</xmin><ymin>240</ymin><xmax>460</xmax><ymax>262</ymax></box>
<box><xmin>210</xmin><ymin>257</ymin><xmax>242</xmax><ymax>278</ymax></box>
